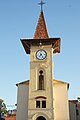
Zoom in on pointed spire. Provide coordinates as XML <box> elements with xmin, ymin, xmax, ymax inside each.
<box><xmin>34</xmin><ymin>11</ymin><xmax>49</xmax><ymax>39</ymax></box>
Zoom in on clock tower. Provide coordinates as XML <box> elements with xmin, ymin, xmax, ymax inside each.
<box><xmin>21</xmin><ymin>8</ymin><xmax>60</xmax><ymax>120</ymax></box>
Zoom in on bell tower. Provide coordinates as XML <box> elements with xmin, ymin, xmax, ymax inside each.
<box><xmin>21</xmin><ymin>2</ymin><xmax>60</xmax><ymax>120</ymax></box>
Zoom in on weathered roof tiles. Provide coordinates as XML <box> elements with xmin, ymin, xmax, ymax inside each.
<box><xmin>34</xmin><ymin>11</ymin><xmax>49</xmax><ymax>39</ymax></box>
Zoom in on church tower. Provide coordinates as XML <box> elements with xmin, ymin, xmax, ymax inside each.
<box><xmin>20</xmin><ymin>1</ymin><xmax>60</xmax><ymax>120</ymax></box>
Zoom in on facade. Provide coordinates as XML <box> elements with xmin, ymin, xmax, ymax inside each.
<box><xmin>16</xmin><ymin>7</ymin><xmax>70</xmax><ymax>120</ymax></box>
<box><xmin>16</xmin><ymin>82</ymin><xmax>29</xmax><ymax>120</ymax></box>
<box><xmin>16</xmin><ymin>80</ymin><xmax>69</xmax><ymax>120</ymax></box>
<box><xmin>69</xmin><ymin>100</ymin><xmax>80</xmax><ymax>120</ymax></box>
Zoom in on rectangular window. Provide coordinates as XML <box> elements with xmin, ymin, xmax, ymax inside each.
<box><xmin>36</xmin><ymin>100</ymin><xmax>46</xmax><ymax>108</ymax></box>
<box><xmin>36</xmin><ymin>101</ymin><xmax>40</xmax><ymax>108</ymax></box>
<box><xmin>39</xmin><ymin>75</ymin><xmax>44</xmax><ymax>90</ymax></box>
<box><xmin>76</xmin><ymin>109</ymin><xmax>79</xmax><ymax>115</ymax></box>
<box><xmin>42</xmin><ymin>101</ymin><xmax>46</xmax><ymax>108</ymax></box>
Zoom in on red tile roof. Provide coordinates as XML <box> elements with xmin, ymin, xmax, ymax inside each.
<box><xmin>5</xmin><ymin>116</ymin><xmax>16</xmax><ymax>120</ymax></box>
<box><xmin>69</xmin><ymin>100</ymin><xmax>78</xmax><ymax>104</ymax></box>
<box><xmin>21</xmin><ymin>11</ymin><xmax>61</xmax><ymax>54</ymax></box>
<box><xmin>34</xmin><ymin>11</ymin><xmax>49</xmax><ymax>39</ymax></box>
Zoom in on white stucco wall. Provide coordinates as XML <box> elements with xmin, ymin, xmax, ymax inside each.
<box><xmin>53</xmin><ymin>83</ymin><xmax>70</xmax><ymax>120</ymax></box>
<box><xmin>16</xmin><ymin>84</ymin><xmax>29</xmax><ymax>120</ymax></box>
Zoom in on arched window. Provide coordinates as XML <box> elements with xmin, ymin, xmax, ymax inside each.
<box><xmin>39</xmin><ymin>70</ymin><xmax>44</xmax><ymax>90</ymax></box>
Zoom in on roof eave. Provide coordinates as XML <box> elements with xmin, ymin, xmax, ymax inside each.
<box><xmin>20</xmin><ymin>38</ymin><xmax>61</xmax><ymax>54</ymax></box>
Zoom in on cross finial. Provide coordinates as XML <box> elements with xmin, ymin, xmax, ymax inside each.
<box><xmin>38</xmin><ymin>0</ymin><xmax>45</xmax><ymax>11</ymax></box>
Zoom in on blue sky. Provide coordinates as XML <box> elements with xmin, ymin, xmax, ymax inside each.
<box><xmin>0</xmin><ymin>0</ymin><xmax>80</xmax><ymax>109</ymax></box>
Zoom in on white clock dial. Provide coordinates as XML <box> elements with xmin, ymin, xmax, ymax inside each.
<box><xmin>36</xmin><ymin>50</ymin><xmax>47</xmax><ymax>60</ymax></box>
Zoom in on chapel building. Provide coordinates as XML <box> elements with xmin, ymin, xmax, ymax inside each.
<box><xmin>16</xmin><ymin>3</ymin><xmax>70</xmax><ymax>120</ymax></box>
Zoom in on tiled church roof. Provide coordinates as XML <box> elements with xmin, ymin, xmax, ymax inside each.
<box><xmin>21</xmin><ymin>11</ymin><xmax>60</xmax><ymax>54</ymax></box>
<box><xmin>16</xmin><ymin>80</ymin><xmax>69</xmax><ymax>86</ymax></box>
<box><xmin>34</xmin><ymin>11</ymin><xmax>49</xmax><ymax>39</ymax></box>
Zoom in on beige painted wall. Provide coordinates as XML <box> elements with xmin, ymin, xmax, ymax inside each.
<box><xmin>16</xmin><ymin>81</ymin><xmax>70</xmax><ymax>120</ymax></box>
<box><xmin>28</xmin><ymin>46</ymin><xmax>54</xmax><ymax>119</ymax></box>
<box><xmin>16</xmin><ymin>84</ymin><xmax>29</xmax><ymax>120</ymax></box>
<box><xmin>53</xmin><ymin>83</ymin><xmax>70</xmax><ymax>120</ymax></box>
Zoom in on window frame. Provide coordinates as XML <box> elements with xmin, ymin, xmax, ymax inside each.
<box><xmin>36</xmin><ymin>99</ymin><xmax>46</xmax><ymax>108</ymax></box>
<box><xmin>36</xmin><ymin>100</ymin><xmax>40</xmax><ymax>108</ymax></box>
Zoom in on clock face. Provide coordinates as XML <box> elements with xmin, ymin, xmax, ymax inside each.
<box><xmin>36</xmin><ymin>50</ymin><xmax>47</xmax><ymax>60</ymax></box>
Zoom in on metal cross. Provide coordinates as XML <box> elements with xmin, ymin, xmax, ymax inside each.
<box><xmin>38</xmin><ymin>0</ymin><xmax>45</xmax><ymax>11</ymax></box>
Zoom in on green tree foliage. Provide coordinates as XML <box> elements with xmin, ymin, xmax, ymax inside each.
<box><xmin>1</xmin><ymin>102</ymin><xmax>7</xmax><ymax>114</ymax></box>
<box><xmin>0</xmin><ymin>99</ymin><xmax>7</xmax><ymax>115</ymax></box>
